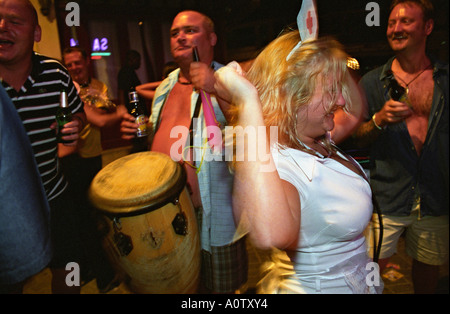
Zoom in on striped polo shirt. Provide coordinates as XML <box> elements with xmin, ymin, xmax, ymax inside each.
<box><xmin>1</xmin><ymin>52</ymin><xmax>84</xmax><ymax>201</ymax></box>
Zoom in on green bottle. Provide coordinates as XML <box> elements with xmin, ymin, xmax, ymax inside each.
<box><xmin>388</xmin><ymin>77</ymin><xmax>412</xmax><ymax>109</ymax></box>
<box><xmin>56</xmin><ymin>89</ymin><xmax>73</xmax><ymax>143</ymax></box>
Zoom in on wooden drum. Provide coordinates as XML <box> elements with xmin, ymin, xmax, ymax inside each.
<box><xmin>89</xmin><ymin>152</ymin><xmax>200</xmax><ymax>294</ymax></box>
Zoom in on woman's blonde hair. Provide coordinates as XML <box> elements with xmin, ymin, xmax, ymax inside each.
<box><xmin>246</xmin><ymin>31</ymin><xmax>352</xmax><ymax>150</ymax></box>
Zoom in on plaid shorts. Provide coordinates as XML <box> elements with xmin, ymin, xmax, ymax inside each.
<box><xmin>200</xmin><ymin>237</ymin><xmax>248</xmax><ymax>293</ymax></box>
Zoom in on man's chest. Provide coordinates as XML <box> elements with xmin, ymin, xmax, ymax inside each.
<box><xmin>407</xmin><ymin>75</ymin><xmax>434</xmax><ymax>117</ymax></box>
<box><xmin>159</xmin><ymin>83</ymin><xmax>194</xmax><ymax>128</ymax></box>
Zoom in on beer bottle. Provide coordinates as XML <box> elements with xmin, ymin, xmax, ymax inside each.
<box><xmin>128</xmin><ymin>89</ymin><xmax>149</xmax><ymax>138</ymax></box>
<box><xmin>56</xmin><ymin>89</ymin><xmax>74</xmax><ymax>144</ymax></box>
<box><xmin>388</xmin><ymin>77</ymin><xmax>412</xmax><ymax>108</ymax></box>
<box><xmin>128</xmin><ymin>89</ymin><xmax>149</xmax><ymax>153</ymax></box>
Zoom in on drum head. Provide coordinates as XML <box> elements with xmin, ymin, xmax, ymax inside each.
<box><xmin>89</xmin><ymin>152</ymin><xmax>186</xmax><ymax>217</ymax></box>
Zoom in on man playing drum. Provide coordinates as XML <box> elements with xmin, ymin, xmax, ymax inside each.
<box><xmin>120</xmin><ymin>10</ymin><xmax>248</xmax><ymax>294</ymax></box>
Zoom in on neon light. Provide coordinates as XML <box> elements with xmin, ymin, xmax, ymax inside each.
<box><xmin>92</xmin><ymin>38</ymin><xmax>108</xmax><ymax>51</ymax></box>
<box><xmin>91</xmin><ymin>52</ymin><xmax>111</xmax><ymax>56</ymax></box>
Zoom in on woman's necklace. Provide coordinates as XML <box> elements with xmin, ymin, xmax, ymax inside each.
<box><xmin>393</xmin><ymin>64</ymin><xmax>432</xmax><ymax>94</ymax></box>
<box><xmin>297</xmin><ymin>138</ymin><xmax>332</xmax><ymax>159</ymax></box>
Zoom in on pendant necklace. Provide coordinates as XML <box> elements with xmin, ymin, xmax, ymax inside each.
<box><xmin>393</xmin><ymin>64</ymin><xmax>432</xmax><ymax>94</ymax></box>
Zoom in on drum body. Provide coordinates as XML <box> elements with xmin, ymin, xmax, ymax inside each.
<box><xmin>89</xmin><ymin>152</ymin><xmax>200</xmax><ymax>294</ymax></box>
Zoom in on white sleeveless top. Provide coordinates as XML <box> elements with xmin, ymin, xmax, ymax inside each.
<box><xmin>259</xmin><ymin>146</ymin><xmax>382</xmax><ymax>294</ymax></box>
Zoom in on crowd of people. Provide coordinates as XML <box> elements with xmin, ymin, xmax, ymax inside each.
<box><xmin>0</xmin><ymin>0</ymin><xmax>447</xmax><ymax>294</ymax></box>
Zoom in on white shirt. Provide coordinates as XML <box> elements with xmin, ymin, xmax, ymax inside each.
<box><xmin>261</xmin><ymin>145</ymin><xmax>380</xmax><ymax>293</ymax></box>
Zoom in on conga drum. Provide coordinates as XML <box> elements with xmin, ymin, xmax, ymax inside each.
<box><xmin>89</xmin><ymin>152</ymin><xmax>200</xmax><ymax>294</ymax></box>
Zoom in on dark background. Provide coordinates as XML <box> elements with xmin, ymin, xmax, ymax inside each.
<box><xmin>49</xmin><ymin>0</ymin><xmax>449</xmax><ymax>156</ymax></box>
<box><xmin>62</xmin><ymin>0</ymin><xmax>448</xmax><ymax>76</ymax></box>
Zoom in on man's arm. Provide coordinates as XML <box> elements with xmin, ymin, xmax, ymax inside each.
<box><xmin>352</xmin><ymin>99</ymin><xmax>412</xmax><ymax>148</ymax></box>
<box><xmin>352</xmin><ymin>115</ymin><xmax>385</xmax><ymax>148</ymax></box>
<box><xmin>190</xmin><ymin>61</ymin><xmax>233</xmax><ymax>122</ymax></box>
<box><xmin>84</xmin><ymin>103</ymin><xmax>128</xmax><ymax>128</ymax></box>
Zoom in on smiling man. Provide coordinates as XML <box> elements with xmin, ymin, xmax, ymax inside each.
<box><xmin>62</xmin><ymin>46</ymin><xmax>125</xmax><ymax>293</ymax></box>
<box><xmin>0</xmin><ymin>0</ymin><xmax>37</xmax><ymax>76</ymax></box>
<box><xmin>0</xmin><ymin>0</ymin><xmax>86</xmax><ymax>293</ymax></box>
<box><xmin>353</xmin><ymin>0</ymin><xmax>449</xmax><ymax>294</ymax></box>
<box><xmin>63</xmin><ymin>47</ymin><xmax>92</xmax><ymax>87</ymax></box>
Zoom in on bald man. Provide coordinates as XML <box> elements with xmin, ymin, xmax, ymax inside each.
<box><xmin>121</xmin><ymin>11</ymin><xmax>248</xmax><ymax>293</ymax></box>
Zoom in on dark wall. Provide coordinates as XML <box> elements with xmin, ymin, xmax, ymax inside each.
<box><xmin>56</xmin><ymin>0</ymin><xmax>448</xmax><ymax>78</ymax></box>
